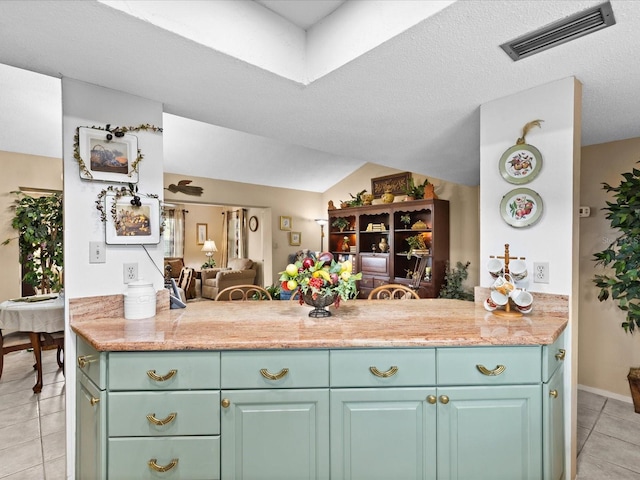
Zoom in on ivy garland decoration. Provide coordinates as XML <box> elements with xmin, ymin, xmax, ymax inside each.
<box><xmin>96</xmin><ymin>184</ymin><xmax>165</xmax><ymax>234</ymax></box>
<box><xmin>74</xmin><ymin>123</ymin><xmax>163</xmax><ymax>180</ymax></box>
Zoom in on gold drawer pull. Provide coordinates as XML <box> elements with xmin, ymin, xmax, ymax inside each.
<box><xmin>550</xmin><ymin>390</ymin><xmax>559</xmax><ymax>398</ymax></box>
<box><xmin>259</xmin><ymin>368</ymin><xmax>289</xmax><ymax>380</ymax></box>
<box><xmin>439</xmin><ymin>395</ymin><xmax>450</xmax><ymax>404</ymax></box>
<box><xmin>476</xmin><ymin>364</ymin><xmax>506</xmax><ymax>376</ymax></box>
<box><xmin>555</xmin><ymin>349</ymin><xmax>566</xmax><ymax>361</ymax></box>
<box><xmin>148</xmin><ymin>458</ymin><xmax>179</xmax><ymax>473</ymax></box>
<box><xmin>146</xmin><ymin>412</ymin><xmax>177</xmax><ymax>426</ymax></box>
<box><xmin>146</xmin><ymin>369</ymin><xmax>177</xmax><ymax>382</ymax></box>
<box><xmin>426</xmin><ymin>395</ymin><xmax>437</xmax><ymax>404</ymax></box>
<box><xmin>90</xmin><ymin>397</ymin><xmax>100</xmax><ymax>406</ymax></box>
<box><xmin>77</xmin><ymin>355</ymin><xmax>94</xmax><ymax>368</ymax></box>
<box><xmin>221</xmin><ymin>398</ymin><xmax>231</xmax><ymax>408</ymax></box>
<box><xmin>369</xmin><ymin>365</ymin><xmax>399</xmax><ymax>378</ymax></box>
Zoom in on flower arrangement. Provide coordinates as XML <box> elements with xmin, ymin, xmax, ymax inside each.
<box><xmin>279</xmin><ymin>252</ymin><xmax>362</xmax><ymax>309</ymax></box>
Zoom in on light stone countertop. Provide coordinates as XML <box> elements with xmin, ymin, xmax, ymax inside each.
<box><xmin>69</xmin><ymin>289</ymin><xmax>568</xmax><ymax>352</ymax></box>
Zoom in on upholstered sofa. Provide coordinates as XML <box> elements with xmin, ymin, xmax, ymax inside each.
<box><xmin>201</xmin><ymin>258</ymin><xmax>257</xmax><ymax>300</ymax></box>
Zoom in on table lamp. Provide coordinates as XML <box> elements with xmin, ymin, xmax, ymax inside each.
<box><xmin>201</xmin><ymin>239</ymin><xmax>218</xmax><ymax>268</ymax></box>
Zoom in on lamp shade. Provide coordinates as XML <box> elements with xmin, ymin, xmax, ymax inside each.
<box><xmin>315</xmin><ymin>219</ymin><xmax>328</xmax><ymax>226</ymax></box>
<box><xmin>201</xmin><ymin>240</ymin><xmax>218</xmax><ymax>253</ymax></box>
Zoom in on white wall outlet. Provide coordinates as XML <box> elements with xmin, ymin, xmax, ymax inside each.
<box><xmin>533</xmin><ymin>262</ymin><xmax>549</xmax><ymax>283</ymax></box>
<box><xmin>123</xmin><ymin>263</ymin><xmax>138</xmax><ymax>283</ymax></box>
<box><xmin>89</xmin><ymin>241</ymin><xmax>106</xmax><ymax>263</ymax></box>
<box><xmin>579</xmin><ymin>206</ymin><xmax>591</xmax><ymax>217</ymax></box>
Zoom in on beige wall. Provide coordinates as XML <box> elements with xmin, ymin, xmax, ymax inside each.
<box><xmin>322</xmin><ymin>163</ymin><xmax>480</xmax><ymax>290</ymax></box>
<box><xmin>580</xmin><ymin>137</ymin><xmax>640</xmax><ymax>397</ymax></box>
<box><xmin>0</xmin><ymin>151</ymin><xmax>62</xmax><ymax>301</ymax></box>
<box><xmin>176</xmin><ymin>203</ymin><xmax>225</xmax><ymax>269</ymax></box>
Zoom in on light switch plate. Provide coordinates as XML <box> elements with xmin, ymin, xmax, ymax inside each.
<box><xmin>89</xmin><ymin>241</ymin><xmax>106</xmax><ymax>263</ymax></box>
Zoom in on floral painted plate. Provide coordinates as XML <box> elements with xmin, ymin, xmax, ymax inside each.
<box><xmin>499</xmin><ymin>144</ymin><xmax>542</xmax><ymax>184</ymax></box>
<box><xmin>500</xmin><ymin>188</ymin><xmax>543</xmax><ymax>228</ymax></box>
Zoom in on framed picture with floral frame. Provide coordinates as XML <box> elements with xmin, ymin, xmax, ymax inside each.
<box><xmin>289</xmin><ymin>231</ymin><xmax>301</xmax><ymax>246</ymax></box>
<box><xmin>105</xmin><ymin>192</ymin><xmax>161</xmax><ymax>245</ymax></box>
<box><xmin>280</xmin><ymin>216</ymin><xmax>292</xmax><ymax>230</ymax></box>
<box><xmin>78</xmin><ymin>127</ymin><xmax>139</xmax><ymax>183</ymax></box>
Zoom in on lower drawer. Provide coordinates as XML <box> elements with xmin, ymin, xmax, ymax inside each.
<box><xmin>108</xmin><ymin>436</ymin><xmax>220</xmax><ymax>480</ymax></box>
<box><xmin>108</xmin><ymin>391</ymin><xmax>220</xmax><ymax>436</ymax></box>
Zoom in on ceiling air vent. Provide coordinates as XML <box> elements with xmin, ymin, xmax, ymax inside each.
<box><xmin>500</xmin><ymin>1</ymin><xmax>616</xmax><ymax>61</ymax></box>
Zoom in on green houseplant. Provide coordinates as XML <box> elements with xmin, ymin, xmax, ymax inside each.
<box><xmin>404</xmin><ymin>178</ymin><xmax>430</xmax><ymax>199</ymax></box>
<box><xmin>439</xmin><ymin>261</ymin><xmax>473</xmax><ymax>301</ymax></box>
<box><xmin>592</xmin><ymin>164</ymin><xmax>640</xmax><ymax>411</ymax></box>
<box><xmin>2</xmin><ymin>191</ymin><xmax>63</xmax><ymax>294</ymax></box>
<box><xmin>331</xmin><ymin>217</ymin><xmax>350</xmax><ymax>232</ymax></box>
<box><xmin>405</xmin><ymin>233</ymin><xmax>428</xmax><ymax>258</ymax></box>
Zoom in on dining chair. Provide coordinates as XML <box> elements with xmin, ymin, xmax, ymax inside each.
<box><xmin>0</xmin><ymin>329</ymin><xmax>33</xmax><ymax>379</ymax></box>
<box><xmin>368</xmin><ymin>284</ymin><xmax>420</xmax><ymax>300</ymax></box>
<box><xmin>289</xmin><ymin>290</ymin><xmax>301</xmax><ymax>301</ymax></box>
<box><xmin>215</xmin><ymin>285</ymin><xmax>273</xmax><ymax>301</ymax></box>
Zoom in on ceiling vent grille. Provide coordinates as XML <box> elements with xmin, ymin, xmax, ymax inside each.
<box><xmin>500</xmin><ymin>1</ymin><xmax>616</xmax><ymax>61</ymax></box>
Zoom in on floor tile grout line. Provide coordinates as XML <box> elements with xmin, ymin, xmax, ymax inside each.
<box><xmin>577</xmin><ymin>398</ymin><xmax>608</xmax><ymax>458</ymax></box>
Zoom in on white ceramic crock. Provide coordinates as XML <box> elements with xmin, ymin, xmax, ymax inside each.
<box><xmin>124</xmin><ymin>280</ymin><xmax>156</xmax><ymax>320</ymax></box>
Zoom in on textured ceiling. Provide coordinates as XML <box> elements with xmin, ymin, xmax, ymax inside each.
<box><xmin>0</xmin><ymin>0</ymin><xmax>638</xmax><ymax>191</ymax></box>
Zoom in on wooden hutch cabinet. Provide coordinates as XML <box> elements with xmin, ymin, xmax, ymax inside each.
<box><xmin>328</xmin><ymin>199</ymin><xmax>449</xmax><ymax>298</ymax></box>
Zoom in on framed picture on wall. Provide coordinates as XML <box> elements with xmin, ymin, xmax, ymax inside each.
<box><xmin>197</xmin><ymin>223</ymin><xmax>208</xmax><ymax>245</ymax></box>
<box><xmin>280</xmin><ymin>216</ymin><xmax>292</xmax><ymax>230</ymax></box>
<box><xmin>105</xmin><ymin>193</ymin><xmax>160</xmax><ymax>245</ymax></box>
<box><xmin>289</xmin><ymin>231</ymin><xmax>301</xmax><ymax>246</ymax></box>
<box><xmin>78</xmin><ymin>127</ymin><xmax>139</xmax><ymax>183</ymax></box>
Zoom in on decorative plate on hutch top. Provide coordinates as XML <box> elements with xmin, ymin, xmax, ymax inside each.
<box><xmin>499</xmin><ymin>144</ymin><xmax>542</xmax><ymax>184</ymax></box>
<box><xmin>500</xmin><ymin>188</ymin><xmax>543</xmax><ymax>228</ymax></box>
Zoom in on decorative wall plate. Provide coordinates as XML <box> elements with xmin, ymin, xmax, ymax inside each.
<box><xmin>249</xmin><ymin>216</ymin><xmax>259</xmax><ymax>232</ymax></box>
<box><xmin>499</xmin><ymin>144</ymin><xmax>542</xmax><ymax>184</ymax></box>
<box><xmin>500</xmin><ymin>188</ymin><xmax>543</xmax><ymax>228</ymax></box>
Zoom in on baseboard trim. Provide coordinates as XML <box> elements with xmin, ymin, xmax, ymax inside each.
<box><xmin>578</xmin><ymin>383</ymin><xmax>632</xmax><ymax>404</ymax></box>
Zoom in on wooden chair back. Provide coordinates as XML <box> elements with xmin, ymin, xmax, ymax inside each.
<box><xmin>368</xmin><ymin>284</ymin><xmax>420</xmax><ymax>300</ymax></box>
<box><xmin>215</xmin><ymin>285</ymin><xmax>273</xmax><ymax>301</ymax></box>
<box><xmin>0</xmin><ymin>330</ymin><xmax>33</xmax><ymax>379</ymax></box>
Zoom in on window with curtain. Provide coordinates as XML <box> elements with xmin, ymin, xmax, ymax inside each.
<box><xmin>163</xmin><ymin>208</ymin><xmax>185</xmax><ymax>258</ymax></box>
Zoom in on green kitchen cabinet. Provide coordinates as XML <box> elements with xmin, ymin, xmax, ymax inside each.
<box><xmin>76</xmin><ymin>370</ymin><xmax>106</xmax><ymax>480</ymax></box>
<box><xmin>543</xmin><ymin>332</ymin><xmax>566</xmax><ymax>480</ymax></box>
<box><xmin>220</xmin><ymin>388</ymin><xmax>330</xmax><ymax>480</ymax></box>
<box><xmin>330</xmin><ymin>387</ymin><xmax>437</xmax><ymax>480</ymax></box>
<box><xmin>436</xmin><ymin>385</ymin><xmax>542</xmax><ymax>480</ymax></box>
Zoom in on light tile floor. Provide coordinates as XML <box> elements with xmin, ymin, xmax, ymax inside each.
<box><xmin>0</xmin><ymin>349</ymin><xmax>66</xmax><ymax>480</ymax></box>
<box><xmin>577</xmin><ymin>389</ymin><xmax>640</xmax><ymax>479</ymax></box>
<box><xmin>1</xmin><ymin>349</ymin><xmax>640</xmax><ymax>479</ymax></box>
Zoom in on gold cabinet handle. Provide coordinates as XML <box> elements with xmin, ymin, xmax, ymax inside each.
<box><xmin>90</xmin><ymin>397</ymin><xmax>100</xmax><ymax>406</ymax></box>
<box><xmin>146</xmin><ymin>369</ymin><xmax>177</xmax><ymax>382</ymax></box>
<box><xmin>369</xmin><ymin>365</ymin><xmax>399</xmax><ymax>378</ymax></box>
<box><xmin>476</xmin><ymin>364</ymin><xmax>506</xmax><ymax>376</ymax></box>
<box><xmin>146</xmin><ymin>412</ymin><xmax>177</xmax><ymax>426</ymax></box>
<box><xmin>221</xmin><ymin>398</ymin><xmax>231</xmax><ymax>408</ymax></box>
<box><xmin>259</xmin><ymin>368</ymin><xmax>289</xmax><ymax>380</ymax></box>
<box><xmin>77</xmin><ymin>355</ymin><xmax>94</xmax><ymax>369</ymax></box>
<box><xmin>550</xmin><ymin>390</ymin><xmax>559</xmax><ymax>398</ymax></box>
<box><xmin>555</xmin><ymin>349</ymin><xmax>566</xmax><ymax>361</ymax></box>
<box><xmin>426</xmin><ymin>395</ymin><xmax>437</xmax><ymax>404</ymax></box>
<box><xmin>439</xmin><ymin>395</ymin><xmax>450</xmax><ymax>404</ymax></box>
<box><xmin>148</xmin><ymin>458</ymin><xmax>179</xmax><ymax>473</ymax></box>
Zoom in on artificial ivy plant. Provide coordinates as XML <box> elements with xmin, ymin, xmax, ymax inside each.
<box><xmin>2</xmin><ymin>191</ymin><xmax>63</xmax><ymax>293</ymax></box>
<box><xmin>593</xmin><ymin>165</ymin><xmax>640</xmax><ymax>333</ymax></box>
<box><xmin>439</xmin><ymin>261</ymin><xmax>473</xmax><ymax>301</ymax></box>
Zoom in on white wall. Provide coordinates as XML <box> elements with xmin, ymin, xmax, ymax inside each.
<box><xmin>62</xmin><ymin>78</ymin><xmax>164</xmax><ymax>478</ymax></box>
<box><xmin>480</xmin><ymin>77</ymin><xmax>581</xmax><ymax>480</ymax></box>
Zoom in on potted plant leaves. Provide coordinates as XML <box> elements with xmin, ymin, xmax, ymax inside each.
<box><xmin>404</xmin><ymin>178</ymin><xmax>430</xmax><ymax>200</ymax></box>
<box><xmin>331</xmin><ymin>217</ymin><xmax>350</xmax><ymax>232</ymax></box>
<box><xmin>593</xmin><ymin>163</ymin><xmax>640</xmax><ymax>412</ymax></box>
<box><xmin>405</xmin><ymin>233</ymin><xmax>428</xmax><ymax>258</ymax></box>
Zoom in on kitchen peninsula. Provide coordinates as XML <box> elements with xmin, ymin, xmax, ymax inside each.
<box><xmin>71</xmin><ymin>290</ymin><xmax>568</xmax><ymax>480</ymax></box>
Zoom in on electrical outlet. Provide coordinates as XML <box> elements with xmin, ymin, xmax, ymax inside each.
<box><xmin>123</xmin><ymin>263</ymin><xmax>138</xmax><ymax>283</ymax></box>
<box><xmin>533</xmin><ymin>262</ymin><xmax>549</xmax><ymax>283</ymax></box>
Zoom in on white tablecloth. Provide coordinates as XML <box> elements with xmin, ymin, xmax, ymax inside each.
<box><xmin>0</xmin><ymin>295</ymin><xmax>64</xmax><ymax>335</ymax></box>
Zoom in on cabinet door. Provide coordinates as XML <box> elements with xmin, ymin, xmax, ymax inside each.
<box><xmin>331</xmin><ymin>388</ymin><xmax>436</xmax><ymax>480</ymax></box>
<box><xmin>221</xmin><ymin>389</ymin><xmax>329</xmax><ymax>480</ymax></box>
<box><xmin>543</xmin><ymin>366</ymin><xmax>565</xmax><ymax>480</ymax></box>
<box><xmin>76</xmin><ymin>372</ymin><xmax>106</xmax><ymax>480</ymax></box>
<box><xmin>437</xmin><ymin>385</ymin><xmax>542</xmax><ymax>480</ymax></box>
